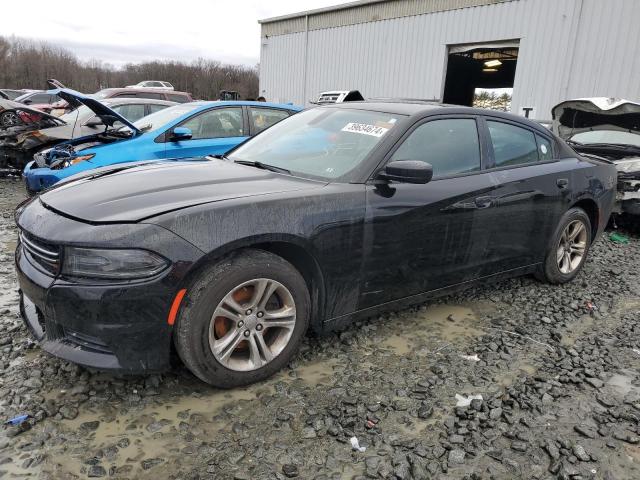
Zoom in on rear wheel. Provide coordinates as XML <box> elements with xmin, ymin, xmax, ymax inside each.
<box><xmin>174</xmin><ymin>249</ymin><xmax>310</xmax><ymax>387</ymax></box>
<box><xmin>538</xmin><ymin>207</ymin><xmax>591</xmax><ymax>284</ymax></box>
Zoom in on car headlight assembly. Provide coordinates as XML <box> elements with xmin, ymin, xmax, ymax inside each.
<box><xmin>615</xmin><ymin>159</ymin><xmax>640</xmax><ymax>173</ymax></box>
<box><xmin>62</xmin><ymin>247</ymin><xmax>169</xmax><ymax>279</ymax></box>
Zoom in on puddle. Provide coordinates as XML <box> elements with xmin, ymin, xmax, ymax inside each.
<box><xmin>380</xmin><ymin>303</ymin><xmax>488</xmax><ymax>356</ymax></box>
<box><xmin>607</xmin><ymin>371</ymin><xmax>640</xmax><ymax>398</ymax></box>
<box><xmin>561</xmin><ymin>315</ymin><xmax>595</xmax><ymax>346</ymax></box>
<box><xmin>494</xmin><ymin>362</ymin><xmax>537</xmax><ymax>387</ymax></box>
<box><xmin>287</xmin><ymin>357</ymin><xmax>339</xmax><ymax>385</ymax></box>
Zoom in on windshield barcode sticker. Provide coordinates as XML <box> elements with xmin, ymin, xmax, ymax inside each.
<box><xmin>342</xmin><ymin>123</ymin><xmax>389</xmax><ymax>137</ymax></box>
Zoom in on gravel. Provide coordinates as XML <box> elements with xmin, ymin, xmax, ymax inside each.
<box><xmin>1</xmin><ymin>177</ymin><xmax>640</xmax><ymax>479</ymax></box>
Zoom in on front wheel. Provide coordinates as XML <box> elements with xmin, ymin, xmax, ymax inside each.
<box><xmin>0</xmin><ymin>111</ymin><xmax>21</xmax><ymax>128</ymax></box>
<box><xmin>538</xmin><ymin>207</ymin><xmax>592</xmax><ymax>284</ymax></box>
<box><xmin>174</xmin><ymin>249</ymin><xmax>310</xmax><ymax>387</ymax></box>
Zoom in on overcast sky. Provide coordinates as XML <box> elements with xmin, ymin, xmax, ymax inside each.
<box><xmin>3</xmin><ymin>0</ymin><xmax>341</xmax><ymax>68</ymax></box>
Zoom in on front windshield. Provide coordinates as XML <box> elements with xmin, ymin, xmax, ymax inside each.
<box><xmin>571</xmin><ymin>130</ymin><xmax>640</xmax><ymax>147</ymax></box>
<box><xmin>131</xmin><ymin>103</ymin><xmax>200</xmax><ymax>132</ymax></box>
<box><xmin>228</xmin><ymin>107</ymin><xmax>404</xmax><ymax>181</ymax></box>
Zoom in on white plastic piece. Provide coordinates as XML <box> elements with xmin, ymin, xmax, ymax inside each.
<box><xmin>455</xmin><ymin>394</ymin><xmax>483</xmax><ymax>407</ymax></box>
<box><xmin>350</xmin><ymin>436</ymin><xmax>366</xmax><ymax>452</ymax></box>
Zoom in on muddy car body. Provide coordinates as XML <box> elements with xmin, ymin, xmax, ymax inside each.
<box><xmin>1</xmin><ymin>98</ymin><xmax>176</xmax><ymax>169</ymax></box>
<box><xmin>553</xmin><ymin>98</ymin><xmax>640</xmax><ymax>216</ymax></box>
<box><xmin>15</xmin><ymin>101</ymin><xmax>616</xmax><ymax>387</ymax></box>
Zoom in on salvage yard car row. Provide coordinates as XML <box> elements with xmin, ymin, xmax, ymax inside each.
<box><xmin>13</xmin><ymin>96</ymin><xmax>618</xmax><ymax>387</ymax></box>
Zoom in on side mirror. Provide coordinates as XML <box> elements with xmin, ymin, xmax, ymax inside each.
<box><xmin>84</xmin><ymin>117</ymin><xmax>104</xmax><ymax>128</ymax></box>
<box><xmin>22</xmin><ymin>99</ymin><xmax>32</xmax><ymax>105</ymax></box>
<box><xmin>380</xmin><ymin>160</ymin><xmax>433</xmax><ymax>184</ymax></box>
<box><xmin>170</xmin><ymin>126</ymin><xmax>193</xmax><ymax>141</ymax></box>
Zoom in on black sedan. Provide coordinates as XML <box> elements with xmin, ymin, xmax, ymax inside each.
<box><xmin>15</xmin><ymin>101</ymin><xmax>616</xmax><ymax>387</ymax></box>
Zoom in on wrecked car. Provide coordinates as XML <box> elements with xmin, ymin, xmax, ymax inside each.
<box><xmin>23</xmin><ymin>89</ymin><xmax>302</xmax><ymax>193</ymax></box>
<box><xmin>1</xmin><ymin>98</ymin><xmax>176</xmax><ymax>170</ymax></box>
<box><xmin>15</xmin><ymin>101</ymin><xmax>615</xmax><ymax>387</ymax></box>
<box><xmin>553</xmin><ymin>98</ymin><xmax>640</xmax><ymax>216</ymax></box>
<box><xmin>0</xmin><ymin>89</ymin><xmax>26</xmax><ymax>101</ymax></box>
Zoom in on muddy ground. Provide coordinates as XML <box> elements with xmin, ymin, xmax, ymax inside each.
<box><xmin>0</xmin><ymin>177</ymin><xmax>639</xmax><ymax>480</ymax></box>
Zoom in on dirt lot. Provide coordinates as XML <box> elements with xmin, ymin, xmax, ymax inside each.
<box><xmin>1</xmin><ymin>177</ymin><xmax>639</xmax><ymax>480</ymax></box>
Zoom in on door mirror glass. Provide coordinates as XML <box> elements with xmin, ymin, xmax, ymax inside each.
<box><xmin>170</xmin><ymin>126</ymin><xmax>193</xmax><ymax>141</ymax></box>
<box><xmin>382</xmin><ymin>160</ymin><xmax>433</xmax><ymax>184</ymax></box>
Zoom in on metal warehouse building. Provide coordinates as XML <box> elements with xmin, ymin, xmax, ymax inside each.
<box><xmin>258</xmin><ymin>0</ymin><xmax>640</xmax><ymax>119</ymax></box>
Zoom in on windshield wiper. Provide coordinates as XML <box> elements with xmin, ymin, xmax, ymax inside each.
<box><xmin>233</xmin><ymin>159</ymin><xmax>291</xmax><ymax>175</ymax></box>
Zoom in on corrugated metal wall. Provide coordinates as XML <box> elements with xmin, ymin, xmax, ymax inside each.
<box><xmin>259</xmin><ymin>0</ymin><xmax>640</xmax><ymax>120</ymax></box>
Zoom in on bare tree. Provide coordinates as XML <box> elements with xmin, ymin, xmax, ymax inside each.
<box><xmin>0</xmin><ymin>35</ymin><xmax>259</xmax><ymax>100</ymax></box>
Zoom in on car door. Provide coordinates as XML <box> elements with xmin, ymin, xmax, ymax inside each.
<box><xmin>164</xmin><ymin>107</ymin><xmax>246</xmax><ymax>158</ymax></box>
<box><xmin>359</xmin><ymin>115</ymin><xmax>497</xmax><ymax>309</ymax></box>
<box><xmin>476</xmin><ymin>117</ymin><xmax>567</xmax><ymax>275</ymax></box>
<box><xmin>248</xmin><ymin>107</ymin><xmax>291</xmax><ymax>135</ymax></box>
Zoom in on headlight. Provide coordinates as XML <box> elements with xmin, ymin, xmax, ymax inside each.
<box><xmin>62</xmin><ymin>247</ymin><xmax>169</xmax><ymax>279</ymax></box>
<box><xmin>615</xmin><ymin>159</ymin><xmax>640</xmax><ymax>173</ymax></box>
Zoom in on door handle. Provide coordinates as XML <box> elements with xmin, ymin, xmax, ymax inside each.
<box><xmin>557</xmin><ymin>178</ymin><xmax>569</xmax><ymax>189</ymax></box>
<box><xmin>474</xmin><ymin>196</ymin><xmax>493</xmax><ymax>209</ymax></box>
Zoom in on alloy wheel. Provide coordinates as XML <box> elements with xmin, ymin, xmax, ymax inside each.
<box><xmin>556</xmin><ymin>219</ymin><xmax>588</xmax><ymax>274</ymax></box>
<box><xmin>1</xmin><ymin>111</ymin><xmax>20</xmax><ymax>127</ymax></box>
<box><xmin>208</xmin><ymin>278</ymin><xmax>296</xmax><ymax>371</ymax></box>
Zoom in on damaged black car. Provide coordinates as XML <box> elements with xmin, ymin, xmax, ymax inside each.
<box><xmin>0</xmin><ymin>97</ymin><xmax>176</xmax><ymax>170</ymax></box>
<box><xmin>15</xmin><ymin>101</ymin><xmax>616</xmax><ymax>387</ymax></box>
<box><xmin>553</xmin><ymin>98</ymin><xmax>640</xmax><ymax>217</ymax></box>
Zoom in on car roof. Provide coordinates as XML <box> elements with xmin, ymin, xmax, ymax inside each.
<box><xmin>98</xmin><ymin>87</ymin><xmax>190</xmax><ymax>95</ymax></box>
<box><xmin>187</xmin><ymin>100</ymin><xmax>303</xmax><ymax>111</ymax></box>
<box><xmin>102</xmin><ymin>98</ymin><xmax>177</xmax><ymax>106</ymax></box>
<box><xmin>320</xmin><ymin>101</ymin><xmax>549</xmax><ymax>133</ymax></box>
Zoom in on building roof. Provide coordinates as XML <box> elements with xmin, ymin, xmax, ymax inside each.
<box><xmin>259</xmin><ymin>0</ymin><xmax>515</xmax><ymax>37</ymax></box>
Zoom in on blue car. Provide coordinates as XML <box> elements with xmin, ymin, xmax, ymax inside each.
<box><xmin>23</xmin><ymin>89</ymin><xmax>302</xmax><ymax>193</ymax></box>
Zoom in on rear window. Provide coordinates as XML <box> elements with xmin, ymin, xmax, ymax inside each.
<box><xmin>488</xmin><ymin>121</ymin><xmax>539</xmax><ymax>167</ymax></box>
<box><xmin>167</xmin><ymin>93</ymin><xmax>189</xmax><ymax>103</ymax></box>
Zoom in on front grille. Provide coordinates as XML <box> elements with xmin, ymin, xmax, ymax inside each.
<box><xmin>19</xmin><ymin>231</ymin><xmax>61</xmax><ymax>275</ymax></box>
<box><xmin>63</xmin><ymin>328</ymin><xmax>113</xmax><ymax>354</ymax></box>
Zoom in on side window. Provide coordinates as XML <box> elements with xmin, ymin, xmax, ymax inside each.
<box><xmin>390</xmin><ymin>118</ymin><xmax>481</xmax><ymax>178</ymax></box>
<box><xmin>167</xmin><ymin>93</ymin><xmax>188</xmax><ymax>103</ymax></box>
<box><xmin>179</xmin><ymin>107</ymin><xmax>243</xmax><ymax>140</ymax></box>
<box><xmin>147</xmin><ymin>104</ymin><xmax>168</xmax><ymax>114</ymax></box>
<box><xmin>27</xmin><ymin>93</ymin><xmax>51</xmax><ymax>103</ymax></box>
<box><xmin>114</xmin><ymin>93</ymin><xmax>138</xmax><ymax>98</ymax></box>
<box><xmin>250</xmin><ymin>107</ymin><xmax>289</xmax><ymax>134</ymax></box>
<box><xmin>112</xmin><ymin>104</ymin><xmax>146</xmax><ymax>122</ymax></box>
<box><xmin>487</xmin><ymin>121</ymin><xmax>539</xmax><ymax>167</ymax></box>
<box><xmin>536</xmin><ymin>134</ymin><xmax>553</xmax><ymax>161</ymax></box>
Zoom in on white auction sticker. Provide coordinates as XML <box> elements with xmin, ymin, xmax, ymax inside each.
<box><xmin>342</xmin><ymin>123</ymin><xmax>389</xmax><ymax>137</ymax></box>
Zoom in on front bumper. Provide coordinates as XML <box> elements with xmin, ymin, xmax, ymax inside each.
<box><xmin>616</xmin><ymin>176</ymin><xmax>640</xmax><ymax>216</ymax></box>
<box><xmin>23</xmin><ymin>160</ymin><xmax>62</xmax><ymax>193</ymax></box>
<box><xmin>15</xmin><ymin>199</ymin><xmax>204</xmax><ymax>373</ymax></box>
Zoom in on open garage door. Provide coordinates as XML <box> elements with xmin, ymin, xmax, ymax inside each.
<box><xmin>443</xmin><ymin>40</ymin><xmax>519</xmax><ymax>109</ymax></box>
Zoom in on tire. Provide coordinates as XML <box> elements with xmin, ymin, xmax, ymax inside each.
<box><xmin>174</xmin><ymin>249</ymin><xmax>310</xmax><ymax>388</ymax></box>
<box><xmin>537</xmin><ymin>207</ymin><xmax>592</xmax><ymax>284</ymax></box>
<box><xmin>0</xmin><ymin>111</ymin><xmax>21</xmax><ymax>128</ymax></box>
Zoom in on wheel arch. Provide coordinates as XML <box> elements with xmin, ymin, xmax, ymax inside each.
<box><xmin>180</xmin><ymin>235</ymin><xmax>326</xmax><ymax>333</ymax></box>
<box><xmin>569</xmin><ymin>197</ymin><xmax>600</xmax><ymax>240</ymax></box>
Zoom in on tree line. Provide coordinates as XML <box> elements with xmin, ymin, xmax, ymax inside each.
<box><xmin>0</xmin><ymin>36</ymin><xmax>259</xmax><ymax>100</ymax></box>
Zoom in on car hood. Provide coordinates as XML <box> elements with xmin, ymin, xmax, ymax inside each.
<box><xmin>552</xmin><ymin>98</ymin><xmax>640</xmax><ymax>138</ymax></box>
<box><xmin>49</xmin><ymin>88</ymin><xmax>140</xmax><ymax>135</ymax></box>
<box><xmin>0</xmin><ymin>99</ymin><xmax>66</xmax><ymax>124</ymax></box>
<box><xmin>39</xmin><ymin>159</ymin><xmax>325</xmax><ymax>223</ymax></box>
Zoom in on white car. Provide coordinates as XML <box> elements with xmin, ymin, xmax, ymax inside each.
<box><xmin>126</xmin><ymin>81</ymin><xmax>174</xmax><ymax>91</ymax></box>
